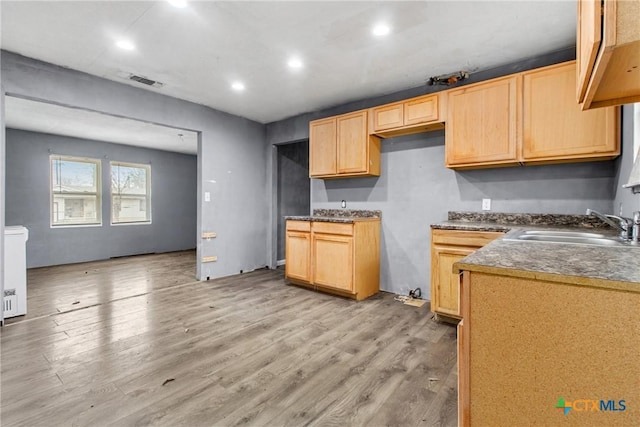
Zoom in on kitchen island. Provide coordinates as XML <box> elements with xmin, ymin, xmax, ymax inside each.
<box><xmin>451</xmin><ymin>220</ymin><xmax>640</xmax><ymax>426</ymax></box>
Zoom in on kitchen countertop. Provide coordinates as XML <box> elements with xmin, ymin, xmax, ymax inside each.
<box><xmin>432</xmin><ymin>211</ymin><xmax>611</xmax><ymax>232</ymax></box>
<box><xmin>455</xmin><ymin>235</ymin><xmax>640</xmax><ymax>293</ymax></box>
<box><xmin>285</xmin><ymin>215</ymin><xmax>380</xmax><ymax>223</ymax></box>
<box><xmin>434</xmin><ymin>212</ymin><xmax>640</xmax><ymax>293</ymax></box>
<box><xmin>285</xmin><ymin>209</ymin><xmax>381</xmax><ymax>223</ymax></box>
<box><xmin>431</xmin><ymin>220</ymin><xmax>513</xmax><ymax>232</ymax></box>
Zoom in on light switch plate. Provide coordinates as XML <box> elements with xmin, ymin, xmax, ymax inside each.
<box><xmin>204</xmin><ymin>192</ymin><xmax>211</xmax><ymax>202</ymax></box>
<box><xmin>482</xmin><ymin>198</ymin><xmax>491</xmax><ymax>211</ymax></box>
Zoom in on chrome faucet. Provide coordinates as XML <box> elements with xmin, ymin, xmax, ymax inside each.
<box><xmin>586</xmin><ymin>209</ymin><xmax>640</xmax><ymax>242</ymax></box>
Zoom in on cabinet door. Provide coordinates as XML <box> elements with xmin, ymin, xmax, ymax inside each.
<box><xmin>337</xmin><ymin>111</ymin><xmax>368</xmax><ymax>174</ymax></box>
<box><xmin>405</xmin><ymin>94</ymin><xmax>438</xmax><ymax>125</ymax></box>
<box><xmin>372</xmin><ymin>103</ymin><xmax>404</xmax><ymax>132</ymax></box>
<box><xmin>523</xmin><ymin>62</ymin><xmax>619</xmax><ymax>162</ymax></box>
<box><xmin>576</xmin><ymin>0</ymin><xmax>602</xmax><ymax>103</ymax></box>
<box><xmin>431</xmin><ymin>245</ymin><xmax>475</xmax><ymax>317</ymax></box>
<box><xmin>309</xmin><ymin>118</ymin><xmax>337</xmax><ymax>177</ymax></box>
<box><xmin>312</xmin><ymin>233</ymin><xmax>353</xmax><ymax>292</ymax></box>
<box><xmin>446</xmin><ymin>76</ymin><xmax>519</xmax><ymax>168</ymax></box>
<box><xmin>285</xmin><ymin>231</ymin><xmax>311</xmax><ymax>283</ymax></box>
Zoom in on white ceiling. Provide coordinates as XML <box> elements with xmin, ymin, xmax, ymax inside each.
<box><xmin>1</xmin><ymin>0</ymin><xmax>577</xmax><ymax>126</ymax></box>
<box><xmin>5</xmin><ymin>96</ymin><xmax>199</xmax><ymax>154</ymax></box>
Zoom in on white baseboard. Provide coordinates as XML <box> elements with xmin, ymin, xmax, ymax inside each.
<box><xmin>277</xmin><ymin>259</ymin><xmax>286</xmax><ymax>266</ymax></box>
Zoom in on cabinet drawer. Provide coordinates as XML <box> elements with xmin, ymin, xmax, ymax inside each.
<box><xmin>431</xmin><ymin>229</ymin><xmax>504</xmax><ymax>247</ymax></box>
<box><xmin>286</xmin><ymin>220</ymin><xmax>311</xmax><ymax>232</ymax></box>
<box><xmin>312</xmin><ymin>221</ymin><xmax>354</xmax><ymax>236</ymax></box>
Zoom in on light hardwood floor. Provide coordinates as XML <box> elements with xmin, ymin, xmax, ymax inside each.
<box><xmin>1</xmin><ymin>251</ymin><xmax>458</xmax><ymax>426</ymax></box>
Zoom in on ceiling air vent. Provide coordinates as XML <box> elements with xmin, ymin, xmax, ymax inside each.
<box><xmin>127</xmin><ymin>74</ymin><xmax>165</xmax><ymax>88</ymax></box>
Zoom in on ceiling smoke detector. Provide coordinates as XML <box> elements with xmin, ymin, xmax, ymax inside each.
<box><xmin>126</xmin><ymin>73</ymin><xmax>165</xmax><ymax>88</ymax></box>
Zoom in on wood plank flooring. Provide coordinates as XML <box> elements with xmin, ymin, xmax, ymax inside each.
<box><xmin>1</xmin><ymin>252</ymin><xmax>458</xmax><ymax>426</ymax></box>
<box><xmin>5</xmin><ymin>250</ymin><xmax>197</xmax><ymax>324</ymax></box>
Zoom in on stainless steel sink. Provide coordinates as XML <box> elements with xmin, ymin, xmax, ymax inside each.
<box><xmin>514</xmin><ymin>234</ymin><xmax>624</xmax><ymax>246</ymax></box>
<box><xmin>519</xmin><ymin>230</ymin><xmax>606</xmax><ymax>238</ymax></box>
<box><xmin>504</xmin><ymin>229</ymin><xmax>637</xmax><ymax>248</ymax></box>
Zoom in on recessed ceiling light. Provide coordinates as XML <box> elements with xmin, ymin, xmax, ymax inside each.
<box><xmin>116</xmin><ymin>40</ymin><xmax>135</xmax><ymax>50</ymax></box>
<box><xmin>288</xmin><ymin>58</ymin><xmax>303</xmax><ymax>69</ymax></box>
<box><xmin>231</xmin><ymin>82</ymin><xmax>245</xmax><ymax>91</ymax></box>
<box><xmin>372</xmin><ymin>24</ymin><xmax>391</xmax><ymax>36</ymax></box>
<box><xmin>167</xmin><ymin>0</ymin><xmax>187</xmax><ymax>8</ymax></box>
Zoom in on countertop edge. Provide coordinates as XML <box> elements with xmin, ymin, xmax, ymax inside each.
<box><xmin>285</xmin><ymin>216</ymin><xmax>381</xmax><ymax>223</ymax></box>
<box><xmin>431</xmin><ymin>223</ymin><xmax>512</xmax><ymax>232</ymax></box>
<box><xmin>454</xmin><ymin>261</ymin><xmax>640</xmax><ymax>294</ymax></box>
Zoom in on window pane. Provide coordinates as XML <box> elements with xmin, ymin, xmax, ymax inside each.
<box><xmin>112</xmin><ymin>195</ymin><xmax>149</xmax><ymax>223</ymax></box>
<box><xmin>111</xmin><ymin>165</ymin><xmax>147</xmax><ymax>194</ymax></box>
<box><xmin>52</xmin><ymin>195</ymin><xmax>100</xmax><ymax>225</ymax></box>
<box><xmin>52</xmin><ymin>159</ymin><xmax>98</xmax><ymax>193</ymax></box>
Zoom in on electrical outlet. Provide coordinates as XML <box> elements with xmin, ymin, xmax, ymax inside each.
<box><xmin>482</xmin><ymin>198</ymin><xmax>491</xmax><ymax>211</ymax></box>
<box><xmin>341</xmin><ymin>200</ymin><xmax>347</xmax><ymax>208</ymax></box>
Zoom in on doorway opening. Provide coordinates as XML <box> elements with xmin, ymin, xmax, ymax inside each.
<box><xmin>276</xmin><ymin>140</ymin><xmax>310</xmax><ymax>265</ymax></box>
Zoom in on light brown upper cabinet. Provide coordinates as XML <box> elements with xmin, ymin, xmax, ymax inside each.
<box><xmin>446</xmin><ymin>61</ymin><xmax>619</xmax><ymax>170</ymax></box>
<box><xmin>523</xmin><ymin>62</ymin><xmax>619</xmax><ymax>163</ymax></box>
<box><xmin>577</xmin><ymin>0</ymin><xmax>640</xmax><ymax>109</ymax></box>
<box><xmin>309</xmin><ymin>117</ymin><xmax>337</xmax><ymax>176</ymax></box>
<box><xmin>309</xmin><ymin>110</ymin><xmax>381</xmax><ymax>178</ymax></box>
<box><xmin>445</xmin><ymin>76</ymin><xmax>520</xmax><ymax>169</ymax></box>
<box><xmin>370</xmin><ymin>94</ymin><xmax>444</xmax><ymax>138</ymax></box>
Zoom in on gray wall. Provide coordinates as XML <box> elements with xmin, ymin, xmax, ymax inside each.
<box><xmin>1</xmin><ymin>51</ymin><xmax>268</xmax><ymax>279</ymax></box>
<box><xmin>614</xmin><ymin>104</ymin><xmax>640</xmax><ymax>217</ymax></box>
<box><xmin>266</xmin><ymin>47</ymin><xmax>623</xmax><ymax>297</ymax></box>
<box><xmin>311</xmin><ymin>132</ymin><xmax>615</xmax><ymax>296</ymax></box>
<box><xmin>276</xmin><ymin>141</ymin><xmax>310</xmax><ymax>261</ymax></box>
<box><xmin>5</xmin><ymin>129</ymin><xmax>197</xmax><ymax>268</ymax></box>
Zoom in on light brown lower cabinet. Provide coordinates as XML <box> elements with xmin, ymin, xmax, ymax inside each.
<box><xmin>284</xmin><ymin>221</ymin><xmax>311</xmax><ymax>283</ymax></box>
<box><xmin>285</xmin><ymin>219</ymin><xmax>380</xmax><ymax>300</ymax></box>
<box><xmin>430</xmin><ymin>229</ymin><xmax>504</xmax><ymax>318</ymax></box>
<box><xmin>458</xmin><ymin>270</ymin><xmax>640</xmax><ymax>426</ymax></box>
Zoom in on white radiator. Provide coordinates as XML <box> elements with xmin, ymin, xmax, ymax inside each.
<box><xmin>3</xmin><ymin>290</ymin><xmax>17</xmax><ymax>317</ymax></box>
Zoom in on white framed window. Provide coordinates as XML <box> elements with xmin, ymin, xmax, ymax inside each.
<box><xmin>50</xmin><ymin>155</ymin><xmax>102</xmax><ymax>227</ymax></box>
<box><xmin>111</xmin><ymin>161</ymin><xmax>151</xmax><ymax>224</ymax></box>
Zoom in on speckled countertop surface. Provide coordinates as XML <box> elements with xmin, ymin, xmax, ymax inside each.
<box><xmin>435</xmin><ymin>212</ymin><xmax>640</xmax><ymax>292</ymax></box>
<box><xmin>432</xmin><ymin>211</ymin><xmax>611</xmax><ymax>232</ymax></box>
<box><xmin>456</xmin><ymin>237</ymin><xmax>640</xmax><ymax>292</ymax></box>
<box><xmin>285</xmin><ymin>209</ymin><xmax>381</xmax><ymax>223</ymax></box>
<box><xmin>431</xmin><ymin>221</ymin><xmax>513</xmax><ymax>232</ymax></box>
